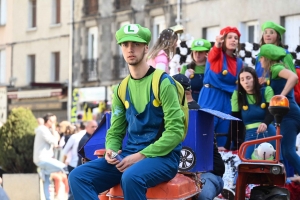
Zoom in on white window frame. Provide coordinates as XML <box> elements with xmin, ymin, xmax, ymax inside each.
<box><xmin>50</xmin><ymin>52</ymin><xmax>60</xmax><ymax>82</ymax></box>
<box><xmin>0</xmin><ymin>0</ymin><xmax>7</xmax><ymax>26</ymax></box>
<box><xmin>239</xmin><ymin>20</ymin><xmax>259</xmax><ymax>43</ymax></box>
<box><xmin>51</xmin><ymin>0</ymin><xmax>60</xmax><ymax>25</ymax></box>
<box><xmin>27</xmin><ymin>55</ymin><xmax>35</xmax><ymax>84</ymax></box>
<box><xmin>152</xmin><ymin>15</ymin><xmax>166</xmax><ymax>42</ymax></box>
<box><xmin>284</xmin><ymin>15</ymin><xmax>300</xmax><ymax>52</ymax></box>
<box><xmin>28</xmin><ymin>0</ymin><xmax>36</xmax><ymax>28</ymax></box>
<box><xmin>204</xmin><ymin>26</ymin><xmax>220</xmax><ymax>43</ymax></box>
<box><xmin>87</xmin><ymin>27</ymin><xmax>98</xmax><ymax>59</ymax></box>
<box><xmin>0</xmin><ymin>50</ymin><xmax>6</xmax><ymax>83</ymax></box>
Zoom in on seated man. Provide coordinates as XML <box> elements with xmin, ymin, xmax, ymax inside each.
<box><xmin>69</xmin><ymin>24</ymin><xmax>185</xmax><ymax>199</ymax></box>
<box><xmin>33</xmin><ymin>113</ymin><xmax>68</xmax><ymax>200</ymax></box>
<box><xmin>173</xmin><ymin>74</ymin><xmax>225</xmax><ymax>200</ymax></box>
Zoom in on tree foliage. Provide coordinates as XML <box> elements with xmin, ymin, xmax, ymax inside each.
<box><xmin>0</xmin><ymin>107</ymin><xmax>38</xmax><ymax>173</ymax></box>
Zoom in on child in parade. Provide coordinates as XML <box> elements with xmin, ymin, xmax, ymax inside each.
<box><xmin>198</xmin><ymin>26</ymin><xmax>243</xmax><ymax>147</ymax></box>
<box><xmin>259</xmin><ymin>44</ymin><xmax>300</xmax><ymax>175</ymax></box>
<box><xmin>180</xmin><ymin>38</ymin><xmax>211</xmax><ymax>101</ymax></box>
<box><xmin>255</xmin><ymin>21</ymin><xmax>296</xmax><ymax>85</ymax></box>
<box><xmin>68</xmin><ymin>24</ymin><xmax>185</xmax><ymax>200</ymax></box>
<box><xmin>147</xmin><ymin>28</ymin><xmax>178</xmax><ymax>74</ymax></box>
<box><xmin>230</xmin><ymin>67</ymin><xmax>276</xmax><ymax>159</ymax></box>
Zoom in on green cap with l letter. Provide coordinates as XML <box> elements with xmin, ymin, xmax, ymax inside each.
<box><xmin>260</xmin><ymin>44</ymin><xmax>286</xmax><ymax>61</ymax></box>
<box><xmin>115</xmin><ymin>24</ymin><xmax>151</xmax><ymax>44</ymax></box>
<box><xmin>191</xmin><ymin>39</ymin><xmax>211</xmax><ymax>51</ymax></box>
<box><xmin>261</xmin><ymin>21</ymin><xmax>286</xmax><ymax>37</ymax></box>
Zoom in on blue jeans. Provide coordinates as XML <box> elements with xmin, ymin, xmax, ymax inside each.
<box><xmin>197</xmin><ymin>172</ymin><xmax>224</xmax><ymax>200</ymax></box>
<box><xmin>69</xmin><ymin>151</ymin><xmax>179</xmax><ymax>200</ymax></box>
<box><xmin>36</xmin><ymin>158</ymin><xmax>66</xmax><ymax>200</ymax></box>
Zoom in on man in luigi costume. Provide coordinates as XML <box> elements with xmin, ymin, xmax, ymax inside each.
<box><xmin>68</xmin><ymin>24</ymin><xmax>185</xmax><ymax>199</ymax></box>
<box><xmin>259</xmin><ymin>43</ymin><xmax>300</xmax><ymax>177</ymax></box>
<box><xmin>255</xmin><ymin>21</ymin><xmax>296</xmax><ymax>82</ymax></box>
<box><xmin>180</xmin><ymin>38</ymin><xmax>211</xmax><ymax>101</ymax></box>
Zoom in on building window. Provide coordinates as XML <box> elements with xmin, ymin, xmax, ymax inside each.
<box><xmin>28</xmin><ymin>0</ymin><xmax>37</xmax><ymax>28</ymax></box>
<box><xmin>88</xmin><ymin>27</ymin><xmax>98</xmax><ymax>59</ymax></box>
<box><xmin>0</xmin><ymin>0</ymin><xmax>7</xmax><ymax>26</ymax></box>
<box><xmin>203</xmin><ymin>26</ymin><xmax>220</xmax><ymax>43</ymax></box>
<box><xmin>283</xmin><ymin>15</ymin><xmax>300</xmax><ymax>52</ymax></box>
<box><xmin>114</xmin><ymin>0</ymin><xmax>131</xmax><ymax>10</ymax></box>
<box><xmin>52</xmin><ymin>0</ymin><xmax>60</xmax><ymax>24</ymax></box>
<box><xmin>84</xmin><ymin>0</ymin><xmax>98</xmax><ymax>16</ymax></box>
<box><xmin>239</xmin><ymin>21</ymin><xmax>259</xmax><ymax>43</ymax></box>
<box><xmin>0</xmin><ymin>50</ymin><xmax>5</xmax><ymax>83</ymax></box>
<box><xmin>152</xmin><ymin>16</ymin><xmax>166</xmax><ymax>42</ymax></box>
<box><xmin>51</xmin><ymin>52</ymin><xmax>60</xmax><ymax>81</ymax></box>
<box><xmin>27</xmin><ymin>55</ymin><xmax>35</xmax><ymax>84</ymax></box>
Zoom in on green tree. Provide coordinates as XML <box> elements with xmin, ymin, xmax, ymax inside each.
<box><xmin>0</xmin><ymin>107</ymin><xmax>38</xmax><ymax>173</ymax></box>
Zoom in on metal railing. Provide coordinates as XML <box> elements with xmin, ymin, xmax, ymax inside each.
<box><xmin>82</xmin><ymin>59</ymin><xmax>99</xmax><ymax>82</ymax></box>
<box><xmin>113</xmin><ymin>55</ymin><xmax>129</xmax><ymax>79</ymax></box>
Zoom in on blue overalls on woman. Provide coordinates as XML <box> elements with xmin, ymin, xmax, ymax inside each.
<box><xmin>198</xmin><ymin>27</ymin><xmax>243</xmax><ymax>147</ymax></box>
<box><xmin>259</xmin><ymin>44</ymin><xmax>300</xmax><ymax>176</ymax></box>
<box><xmin>180</xmin><ymin>39</ymin><xmax>211</xmax><ymax>101</ymax></box>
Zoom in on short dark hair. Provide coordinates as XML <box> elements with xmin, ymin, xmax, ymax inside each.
<box><xmin>79</xmin><ymin>122</ymin><xmax>85</xmax><ymax>130</ymax></box>
<box><xmin>43</xmin><ymin>113</ymin><xmax>55</xmax><ymax>124</ymax></box>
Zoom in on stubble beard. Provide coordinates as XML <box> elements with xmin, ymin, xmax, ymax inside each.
<box><xmin>126</xmin><ymin>49</ymin><xmax>146</xmax><ymax>67</ymax></box>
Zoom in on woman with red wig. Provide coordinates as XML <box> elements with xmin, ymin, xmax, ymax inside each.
<box><xmin>198</xmin><ymin>27</ymin><xmax>243</xmax><ymax>147</ymax></box>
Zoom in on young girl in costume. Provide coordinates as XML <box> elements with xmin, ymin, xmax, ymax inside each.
<box><xmin>255</xmin><ymin>21</ymin><xmax>295</xmax><ymax>84</ymax></box>
<box><xmin>260</xmin><ymin>43</ymin><xmax>300</xmax><ymax>174</ymax></box>
<box><xmin>198</xmin><ymin>27</ymin><xmax>243</xmax><ymax>147</ymax></box>
<box><xmin>147</xmin><ymin>28</ymin><xmax>178</xmax><ymax>74</ymax></box>
<box><xmin>230</xmin><ymin>67</ymin><xmax>276</xmax><ymax>159</ymax></box>
<box><xmin>180</xmin><ymin>39</ymin><xmax>211</xmax><ymax>101</ymax></box>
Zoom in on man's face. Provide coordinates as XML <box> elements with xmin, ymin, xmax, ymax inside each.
<box><xmin>86</xmin><ymin>121</ymin><xmax>98</xmax><ymax>134</ymax></box>
<box><xmin>120</xmin><ymin>42</ymin><xmax>148</xmax><ymax>66</ymax></box>
<box><xmin>45</xmin><ymin>116</ymin><xmax>55</xmax><ymax>128</ymax></box>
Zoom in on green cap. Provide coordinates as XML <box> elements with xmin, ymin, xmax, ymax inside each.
<box><xmin>262</xmin><ymin>21</ymin><xmax>286</xmax><ymax>36</ymax></box>
<box><xmin>191</xmin><ymin>39</ymin><xmax>211</xmax><ymax>51</ymax></box>
<box><xmin>115</xmin><ymin>24</ymin><xmax>151</xmax><ymax>44</ymax></box>
<box><xmin>260</xmin><ymin>44</ymin><xmax>286</xmax><ymax>61</ymax></box>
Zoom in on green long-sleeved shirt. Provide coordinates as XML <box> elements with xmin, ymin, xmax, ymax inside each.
<box><xmin>105</xmin><ymin>71</ymin><xmax>185</xmax><ymax>157</ymax></box>
<box><xmin>180</xmin><ymin>64</ymin><xmax>205</xmax><ymax>74</ymax></box>
<box><xmin>231</xmin><ymin>86</ymin><xmax>274</xmax><ymax>112</ymax></box>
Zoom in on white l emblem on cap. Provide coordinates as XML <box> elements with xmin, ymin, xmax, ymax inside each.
<box><xmin>124</xmin><ymin>24</ymin><xmax>139</xmax><ymax>34</ymax></box>
<box><xmin>195</xmin><ymin>40</ymin><xmax>204</xmax><ymax>46</ymax></box>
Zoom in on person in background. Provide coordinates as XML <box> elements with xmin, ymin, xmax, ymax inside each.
<box><xmin>173</xmin><ymin>73</ymin><xmax>225</xmax><ymax>200</ymax></box>
<box><xmin>76</xmin><ymin>120</ymin><xmax>98</xmax><ymax>166</ymax></box>
<box><xmin>294</xmin><ymin>65</ymin><xmax>300</xmax><ymax>107</ymax></box>
<box><xmin>62</xmin><ymin>123</ymin><xmax>86</xmax><ymax>200</ymax></box>
<box><xmin>33</xmin><ymin>113</ymin><xmax>68</xmax><ymax>200</ymax></box>
<box><xmin>180</xmin><ymin>38</ymin><xmax>211</xmax><ymax>101</ymax></box>
<box><xmin>227</xmin><ymin>67</ymin><xmax>276</xmax><ymax>158</ymax></box>
<box><xmin>58</xmin><ymin>121</ymin><xmax>72</xmax><ymax>148</ymax></box>
<box><xmin>172</xmin><ymin>74</ymin><xmax>198</xmax><ymax>109</ymax></box>
<box><xmin>69</xmin><ymin>24</ymin><xmax>185</xmax><ymax>200</ymax></box>
<box><xmin>198</xmin><ymin>26</ymin><xmax>243</xmax><ymax>147</ymax></box>
<box><xmin>0</xmin><ymin>177</ymin><xmax>9</xmax><ymax>200</ymax></box>
<box><xmin>147</xmin><ymin>28</ymin><xmax>178</xmax><ymax>74</ymax></box>
<box><xmin>259</xmin><ymin>44</ymin><xmax>300</xmax><ymax>176</ymax></box>
<box><xmin>255</xmin><ymin>21</ymin><xmax>296</xmax><ymax>85</ymax></box>
<box><xmin>37</xmin><ymin>117</ymin><xmax>44</xmax><ymax>125</ymax></box>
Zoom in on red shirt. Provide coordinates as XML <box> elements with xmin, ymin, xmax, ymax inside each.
<box><xmin>294</xmin><ymin>67</ymin><xmax>300</xmax><ymax>104</ymax></box>
<box><xmin>208</xmin><ymin>46</ymin><xmax>238</xmax><ymax>76</ymax></box>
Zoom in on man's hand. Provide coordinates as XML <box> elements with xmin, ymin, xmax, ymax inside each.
<box><xmin>105</xmin><ymin>149</ymin><xmax>121</xmax><ymax>165</ymax></box>
<box><xmin>116</xmin><ymin>152</ymin><xmax>145</xmax><ymax>172</ymax></box>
